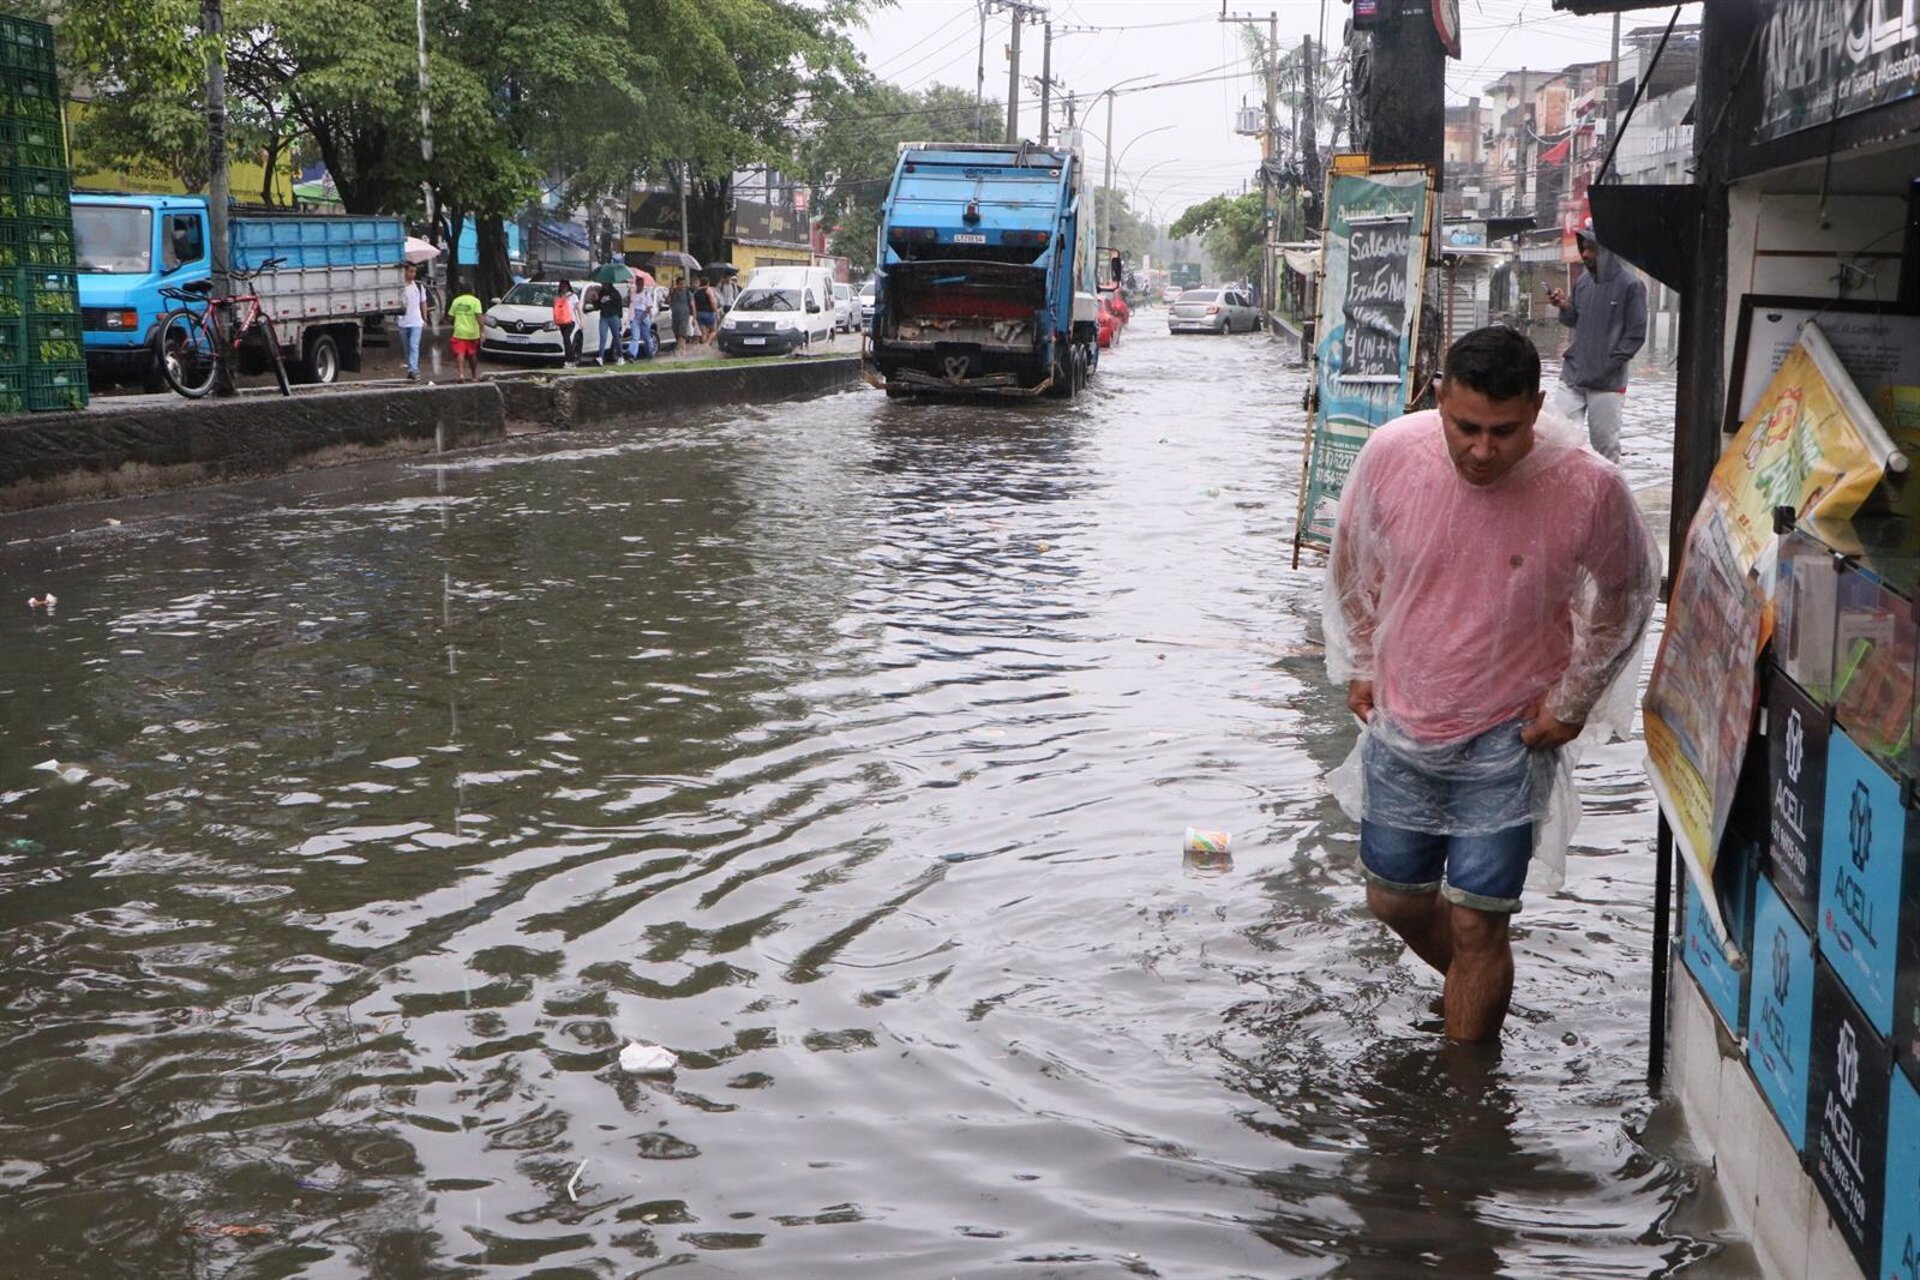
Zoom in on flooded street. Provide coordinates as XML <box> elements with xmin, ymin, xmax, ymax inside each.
<box><xmin>2</xmin><ymin>324</ymin><xmax>1729</xmax><ymax>1278</ymax></box>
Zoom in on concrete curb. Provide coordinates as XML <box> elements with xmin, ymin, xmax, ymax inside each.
<box><xmin>0</xmin><ymin>356</ymin><xmax>863</xmax><ymax>511</ymax></box>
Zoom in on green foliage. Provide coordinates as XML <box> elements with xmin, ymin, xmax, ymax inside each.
<box><xmin>1169</xmin><ymin>192</ymin><xmax>1265</xmax><ymax>283</ymax></box>
<box><xmin>803</xmin><ymin>81</ymin><xmax>1002</xmax><ymax>273</ymax></box>
<box><xmin>1090</xmin><ymin>186</ymin><xmax>1156</xmax><ymax>264</ymax></box>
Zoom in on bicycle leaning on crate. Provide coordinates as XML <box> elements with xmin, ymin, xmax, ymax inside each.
<box><xmin>153</xmin><ymin>257</ymin><xmax>293</xmax><ymax>398</ymax></box>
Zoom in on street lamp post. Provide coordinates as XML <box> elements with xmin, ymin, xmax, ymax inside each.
<box><xmin>1105</xmin><ymin>124</ymin><xmax>1174</xmax><ymax>262</ymax></box>
<box><xmin>1091</xmin><ymin>73</ymin><xmax>1153</xmax><ymax>272</ymax></box>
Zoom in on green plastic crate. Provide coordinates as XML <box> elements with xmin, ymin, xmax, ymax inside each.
<box><xmin>0</xmin><ymin>367</ymin><xmax>24</xmax><ymax>414</ymax></box>
<box><xmin>19</xmin><ymin>218</ymin><xmax>72</xmax><ymax>267</ymax></box>
<box><xmin>9</xmin><ymin>167</ymin><xmax>69</xmax><ymax>219</ymax></box>
<box><xmin>4</xmin><ymin>69</ymin><xmax>61</xmax><ymax>123</ymax></box>
<box><xmin>27</xmin><ymin>312</ymin><xmax>80</xmax><ymax>363</ymax></box>
<box><xmin>0</xmin><ymin>118</ymin><xmax>64</xmax><ymax>169</ymax></box>
<box><xmin>21</xmin><ymin>267</ymin><xmax>78</xmax><ymax>316</ymax></box>
<box><xmin>25</xmin><ymin>361</ymin><xmax>86</xmax><ymax>412</ymax></box>
<box><xmin>0</xmin><ymin>316</ymin><xmax>21</xmax><ymax>366</ymax></box>
<box><xmin>0</xmin><ymin>18</ymin><xmax>56</xmax><ymax>77</ymax></box>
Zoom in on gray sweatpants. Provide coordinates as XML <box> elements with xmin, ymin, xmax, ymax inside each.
<box><xmin>1551</xmin><ymin>383</ymin><xmax>1624</xmax><ymax>463</ymax></box>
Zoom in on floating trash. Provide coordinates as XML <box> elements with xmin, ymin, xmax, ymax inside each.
<box><xmin>618</xmin><ymin>1041</ymin><xmax>678</xmax><ymax>1076</ymax></box>
<box><xmin>1183</xmin><ymin>827</ymin><xmax>1230</xmax><ymax>856</ymax></box>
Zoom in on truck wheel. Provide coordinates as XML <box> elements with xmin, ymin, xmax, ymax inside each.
<box><xmin>303</xmin><ymin>333</ymin><xmax>341</xmax><ymax>384</ymax></box>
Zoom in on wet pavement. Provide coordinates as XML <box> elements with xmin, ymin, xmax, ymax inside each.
<box><xmin>1</xmin><ymin>318</ymin><xmax>1745</xmax><ymax>1277</ymax></box>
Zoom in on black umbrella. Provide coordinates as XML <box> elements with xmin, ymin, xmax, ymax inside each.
<box><xmin>703</xmin><ymin>261</ymin><xmax>740</xmax><ymax>275</ymax></box>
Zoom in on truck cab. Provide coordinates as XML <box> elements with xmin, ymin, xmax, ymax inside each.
<box><xmin>73</xmin><ymin>193</ymin><xmax>211</xmax><ymax>385</ymax></box>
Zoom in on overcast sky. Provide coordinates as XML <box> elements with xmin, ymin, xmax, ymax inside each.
<box><xmin>848</xmin><ymin>0</ymin><xmax>1701</xmax><ymax>226</ymax></box>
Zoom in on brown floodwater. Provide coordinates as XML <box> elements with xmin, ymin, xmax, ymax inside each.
<box><xmin>0</xmin><ymin>325</ymin><xmax>1745</xmax><ymax>1277</ymax></box>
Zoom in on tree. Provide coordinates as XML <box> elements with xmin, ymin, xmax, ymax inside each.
<box><xmin>802</xmin><ymin>80</ymin><xmax>1001</xmax><ymax>271</ymax></box>
<box><xmin>1169</xmin><ymin>192</ymin><xmax>1265</xmax><ymax>283</ymax></box>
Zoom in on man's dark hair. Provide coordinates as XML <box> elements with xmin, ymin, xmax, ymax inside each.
<box><xmin>1442</xmin><ymin>325</ymin><xmax>1541</xmax><ymax>402</ymax></box>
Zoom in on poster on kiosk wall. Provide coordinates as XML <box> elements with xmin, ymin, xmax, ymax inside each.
<box><xmin>1644</xmin><ymin>321</ymin><xmax>1902</xmax><ymax>952</ymax></box>
<box><xmin>1292</xmin><ymin>163</ymin><xmax>1433</xmax><ymax>563</ymax></box>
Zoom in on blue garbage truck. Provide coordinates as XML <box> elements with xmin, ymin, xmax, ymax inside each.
<box><xmin>864</xmin><ymin>141</ymin><xmax>1099</xmax><ymax>399</ymax></box>
<box><xmin>72</xmin><ymin>192</ymin><xmax>408</xmax><ymax>387</ymax></box>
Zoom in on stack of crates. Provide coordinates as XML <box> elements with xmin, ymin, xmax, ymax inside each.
<box><xmin>0</xmin><ymin>13</ymin><xmax>85</xmax><ymax>413</ymax></box>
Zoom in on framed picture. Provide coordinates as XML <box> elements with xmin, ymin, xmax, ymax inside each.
<box><xmin>1725</xmin><ymin>295</ymin><xmax>1920</xmax><ymax>434</ymax></box>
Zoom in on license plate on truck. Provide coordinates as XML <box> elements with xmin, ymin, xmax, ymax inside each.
<box><xmin>743</xmin><ymin>337</ymin><xmax>766</xmax><ymax>346</ymax></box>
<box><xmin>954</xmin><ymin>233</ymin><xmax>986</xmax><ymax>244</ymax></box>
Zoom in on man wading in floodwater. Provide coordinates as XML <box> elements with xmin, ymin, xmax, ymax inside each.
<box><xmin>1325</xmin><ymin>326</ymin><xmax>1659</xmax><ymax>1043</ymax></box>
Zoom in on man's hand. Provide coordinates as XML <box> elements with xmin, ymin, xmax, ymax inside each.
<box><xmin>1545</xmin><ymin>287</ymin><xmax>1568</xmax><ymax>309</ymax></box>
<box><xmin>1348</xmin><ymin>680</ymin><xmax>1375</xmax><ymax>724</ymax></box>
<box><xmin>1521</xmin><ymin>702</ymin><xmax>1582</xmax><ymax>749</ymax></box>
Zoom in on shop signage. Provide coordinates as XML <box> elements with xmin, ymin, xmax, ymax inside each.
<box><xmin>1882</xmin><ymin>1068</ymin><xmax>1920</xmax><ymax>1280</ymax></box>
<box><xmin>1682</xmin><ymin>868</ymin><xmax>1750</xmax><ymax>1034</ymax></box>
<box><xmin>1820</xmin><ymin>729</ymin><xmax>1909</xmax><ymax>1036</ymax></box>
<box><xmin>1768</xmin><ymin>664</ymin><xmax>1829</xmax><ymax>929</ymax></box>
<box><xmin>1749</xmin><ymin>875</ymin><xmax>1818</xmax><ymax>1152</ymax></box>
<box><xmin>1645</xmin><ymin>321</ymin><xmax>1896</xmax><ymax>951</ymax></box>
<box><xmin>1757</xmin><ymin>0</ymin><xmax>1920</xmax><ymax>143</ymax></box>
<box><xmin>1810</xmin><ymin>959</ymin><xmax>1891</xmax><ymax>1272</ymax></box>
<box><xmin>1294</xmin><ymin>166</ymin><xmax>1432</xmax><ymax>558</ymax></box>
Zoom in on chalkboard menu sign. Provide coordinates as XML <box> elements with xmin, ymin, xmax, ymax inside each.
<box><xmin>1339</xmin><ymin>216</ymin><xmax>1413</xmax><ymax>383</ymax></box>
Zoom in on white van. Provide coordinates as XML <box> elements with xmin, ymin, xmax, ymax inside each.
<box><xmin>717</xmin><ymin>265</ymin><xmax>835</xmax><ymax>356</ymax></box>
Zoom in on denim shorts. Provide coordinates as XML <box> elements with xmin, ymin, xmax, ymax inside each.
<box><xmin>1359</xmin><ymin>720</ymin><xmax>1536</xmax><ymax>913</ymax></box>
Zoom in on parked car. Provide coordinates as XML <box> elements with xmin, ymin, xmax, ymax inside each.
<box><xmin>480</xmin><ymin>280</ymin><xmax>675</xmax><ymax>363</ymax></box>
<box><xmin>854</xmin><ymin>278</ymin><xmax>876</xmax><ymax>331</ymax></box>
<box><xmin>717</xmin><ymin>265</ymin><xmax>835</xmax><ymax>356</ymax></box>
<box><xmin>1167</xmin><ymin>287</ymin><xmax>1261</xmax><ymax>335</ymax></box>
<box><xmin>1160</xmin><ymin>286</ymin><xmax>1182</xmax><ymax>305</ymax></box>
<box><xmin>831</xmin><ymin>281</ymin><xmax>853</xmax><ymax>333</ymax></box>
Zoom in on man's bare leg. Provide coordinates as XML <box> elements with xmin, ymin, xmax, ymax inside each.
<box><xmin>1366</xmin><ymin>883</ymin><xmax>1453</xmax><ymax>975</ymax></box>
<box><xmin>1444</xmin><ymin>904</ymin><xmax>1513</xmax><ymax>1042</ymax></box>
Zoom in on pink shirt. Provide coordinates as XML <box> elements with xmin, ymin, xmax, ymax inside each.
<box><xmin>1332</xmin><ymin>410</ymin><xmax>1653</xmax><ymax>742</ymax></box>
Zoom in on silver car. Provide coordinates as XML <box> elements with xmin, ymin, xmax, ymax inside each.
<box><xmin>1167</xmin><ymin>287</ymin><xmax>1261</xmax><ymax>335</ymax></box>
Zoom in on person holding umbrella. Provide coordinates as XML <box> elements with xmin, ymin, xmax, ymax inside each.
<box><xmin>588</xmin><ymin>261</ymin><xmax>635</xmax><ymax>366</ymax></box>
<box><xmin>398</xmin><ymin>262</ymin><xmax>431</xmax><ymax>381</ymax></box>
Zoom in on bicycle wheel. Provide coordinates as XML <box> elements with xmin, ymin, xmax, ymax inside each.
<box><xmin>156</xmin><ymin>309</ymin><xmax>217</xmax><ymax>398</ymax></box>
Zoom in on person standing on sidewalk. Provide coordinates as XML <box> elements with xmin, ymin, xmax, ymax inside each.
<box><xmin>1325</xmin><ymin>325</ymin><xmax>1658</xmax><ymax>1044</ymax></box>
<box><xmin>553</xmin><ymin>279</ymin><xmax>579</xmax><ymax>367</ymax></box>
<box><xmin>446</xmin><ymin>287</ymin><xmax>483</xmax><ymax>382</ymax></box>
<box><xmin>593</xmin><ymin>278</ymin><xmax>626</xmax><ymax>365</ymax></box>
<box><xmin>627</xmin><ymin>277</ymin><xmax>658</xmax><ymax>360</ymax></box>
<box><xmin>1543</xmin><ymin>225</ymin><xmax>1647</xmax><ymax>463</ymax></box>
<box><xmin>398</xmin><ymin>263</ymin><xmax>430</xmax><ymax>381</ymax></box>
<box><xmin>669</xmin><ymin>279</ymin><xmax>692</xmax><ymax>352</ymax></box>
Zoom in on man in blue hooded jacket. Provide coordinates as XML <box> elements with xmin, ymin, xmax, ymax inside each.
<box><xmin>1544</xmin><ymin>226</ymin><xmax>1647</xmax><ymax>463</ymax></box>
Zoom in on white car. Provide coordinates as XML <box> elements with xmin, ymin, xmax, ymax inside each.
<box><xmin>854</xmin><ymin>278</ymin><xmax>876</xmax><ymax>331</ymax></box>
<box><xmin>831</xmin><ymin>282</ymin><xmax>853</xmax><ymax>333</ymax></box>
<box><xmin>480</xmin><ymin>279</ymin><xmax>674</xmax><ymax>362</ymax></box>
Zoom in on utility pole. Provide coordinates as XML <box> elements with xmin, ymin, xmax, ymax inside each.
<box><xmin>1266</xmin><ymin>10</ymin><xmax>1277</xmax><ymax>312</ymax></box>
<box><xmin>975</xmin><ymin>0</ymin><xmax>987</xmax><ymax>142</ymax></box>
<box><xmin>1006</xmin><ymin>8</ymin><xmax>1022</xmax><ymax>143</ymax></box>
<box><xmin>1607</xmin><ymin>12</ymin><xmax>1622</xmax><ymax>143</ymax></box>
<box><xmin>1039</xmin><ymin>22</ymin><xmax>1052</xmax><ymax>145</ymax></box>
<box><xmin>201</xmin><ymin>0</ymin><xmax>233</xmax><ymax>396</ymax></box>
<box><xmin>1302</xmin><ymin>33</ymin><xmax>1321</xmax><ymax>230</ymax></box>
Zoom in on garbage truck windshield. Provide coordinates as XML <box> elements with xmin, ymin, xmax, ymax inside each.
<box><xmin>74</xmin><ymin>205</ymin><xmax>153</xmax><ymax>274</ymax></box>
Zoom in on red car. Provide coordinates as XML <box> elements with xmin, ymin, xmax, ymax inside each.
<box><xmin>1097</xmin><ymin>295</ymin><xmax>1120</xmax><ymax>348</ymax></box>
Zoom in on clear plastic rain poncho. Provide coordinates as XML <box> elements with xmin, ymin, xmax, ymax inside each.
<box><xmin>1323</xmin><ymin>409</ymin><xmax>1661</xmax><ymax>892</ymax></box>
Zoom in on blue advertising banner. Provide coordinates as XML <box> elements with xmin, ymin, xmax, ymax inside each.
<box><xmin>1682</xmin><ymin>872</ymin><xmax>1749</xmax><ymax>1034</ymax></box>
<box><xmin>1819</xmin><ymin>729</ymin><xmax>1909</xmax><ymax>1036</ymax></box>
<box><xmin>1293</xmin><ymin>165</ymin><xmax>1432</xmax><ymax>557</ymax></box>
<box><xmin>1750</xmin><ymin>874</ymin><xmax>1818</xmax><ymax>1151</ymax></box>
<box><xmin>1883</xmin><ymin>1067</ymin><xmax>1920</xmax><ymax>1280</ymax></box>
